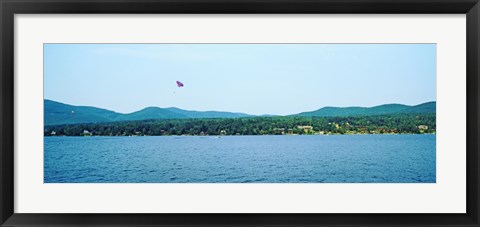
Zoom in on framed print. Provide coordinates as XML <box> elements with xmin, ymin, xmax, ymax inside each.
<box><xmin>1</xmin><ymin>0</ymin><xmax>479</xmax><ymax>226</ymax></box>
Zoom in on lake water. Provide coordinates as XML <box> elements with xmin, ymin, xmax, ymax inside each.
<box><xmin>44</xmin><ymin>134</ymin><xmax>436</xmax><ymax>183</ymax></box>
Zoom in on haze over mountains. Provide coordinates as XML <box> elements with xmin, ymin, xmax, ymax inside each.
<box><xmin>44</xmin><ymin>99</ymin><xmax>436</xmax><ymax>126</ymax></box>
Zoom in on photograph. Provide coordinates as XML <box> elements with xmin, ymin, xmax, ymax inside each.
<box><xmin>43</xmin><ymin>43</ymin><xmax>436</xmax><ymax>183</ymax></box>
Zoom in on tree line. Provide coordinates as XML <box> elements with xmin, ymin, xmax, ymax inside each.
<box><xmin>44</xmin><ymin>113</ymin><xmax>436</xmax><ymax>136</ymax></box>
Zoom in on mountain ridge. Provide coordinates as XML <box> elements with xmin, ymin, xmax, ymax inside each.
<box><xmin>44</xmin><ymin>99</ymin><xmax>253</xmax><ymax>126</ymax></box>
<box><xmin>44</xmin><ymin>99</ymin><xmax>436</xmax><ymax>126</ymax></box>
<box><xmin>295</xmin><ymin>101</ymin><xmax>436</xmax><ymax>117</ymax></box>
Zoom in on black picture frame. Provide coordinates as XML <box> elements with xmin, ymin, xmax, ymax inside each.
<box><xmin>1</xmin><ymin>0</ymin><xmax>479</xmax><ymax>226</ymax></box>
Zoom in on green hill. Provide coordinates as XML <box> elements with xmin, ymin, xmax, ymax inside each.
<box><xmin>400</xmin><ymin>101</ymin><xmax>436</xmax><ymax>114</ymax></box>
<box><xmin>44</xmin><ymin>100</ymin><xmax>120</xmax><ymax>125</ymax></box>
<box><xmin>44</xmin><ymin>99</ymin><xmax>252</xmax><ymax>125</ymax></box>
<box><xmin>295</xmin><ymin>102</ymin><xmax>435</xmax><ymax>117</ymax></box>
<box><xmin>45</xmin><ymin>99</ymin><xmax>436</xmax><ymax>126</ymax></box>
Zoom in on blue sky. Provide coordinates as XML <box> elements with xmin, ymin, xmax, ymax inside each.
<box><xmin>44</xmin><ymin>44</ymin><xmax>436</xmax><ymax>115</ymax></box>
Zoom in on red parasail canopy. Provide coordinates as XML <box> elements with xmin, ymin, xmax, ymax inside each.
<box><xmin>176</xmin><ymin>81</ymin><xmax>184</xmax><ymax>87</ymax></box>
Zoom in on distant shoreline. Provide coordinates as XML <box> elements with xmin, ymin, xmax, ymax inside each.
<box><xmin>45</xmin><ymin>132</ymin><xmax>437</xmax><ymax>137</ymax></box>
<box><xmin>45</xmin><ymin>109</ymin><xmax>436</xmax><ymax>137</ymax></box>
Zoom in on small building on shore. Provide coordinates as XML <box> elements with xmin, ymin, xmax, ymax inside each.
<box><xmin>418</xmin><ymin>125</ymin><xmax>429</xmax><ymax>130</ymax></box>
<box><xmin>297</xmin><ymin>125</ymin><xmax>314</xmax><ymax>133</ymax></box>
<box><xmin>82</xmin><ymin>129</ymin><xmax>92</xmax><ymax>136</ymax></box>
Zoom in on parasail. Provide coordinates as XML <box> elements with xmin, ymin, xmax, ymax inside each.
<box><xmin>176</xmin><ymin>81</ymin><xmax>184</xmax><ymax>87</ymax></box>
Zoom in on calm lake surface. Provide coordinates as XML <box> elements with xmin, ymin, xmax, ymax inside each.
<box><xmin>44</xmin><ymin>134</ymin><xmax>436</xmax><ymax>183</ymax></box>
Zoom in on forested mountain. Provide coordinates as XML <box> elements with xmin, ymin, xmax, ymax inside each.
<box><xmin>295</xmin><ymin>102</ymin><xmax>435</xmax><ymax>117</ymax></box>
<box><xmin>45</xmin><ymin>99</ymin><xmax>436</xmax><ymax>126</ymax></box>
<box><xmin>45</xmin><ymin>99</ymin><xmax>252</xmax><ymax>125</ymax></box>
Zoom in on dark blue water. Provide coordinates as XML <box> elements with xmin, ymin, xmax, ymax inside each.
<box><xmin>44</xmin><ymin>134</ymin><xmax>435</xmax><ymax>183</ymax></box>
